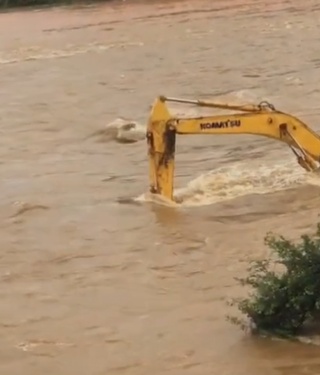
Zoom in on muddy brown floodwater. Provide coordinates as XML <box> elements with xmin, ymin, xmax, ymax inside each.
<box><xmin>2</xmin><ymin>0</ymin><xmax>320</xmax><ymax>374</ymax></box>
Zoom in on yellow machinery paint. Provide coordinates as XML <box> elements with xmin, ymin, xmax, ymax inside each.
<box><xmin>146</xmin><ymin>96</ymin><xmax>320</xmax><ymax>201</ymax></box>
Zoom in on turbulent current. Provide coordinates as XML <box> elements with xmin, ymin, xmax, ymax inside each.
<box><xmin>2</xmin><ymin>1</ymin><xmax>320</xmax><ymax>374</ymax></box>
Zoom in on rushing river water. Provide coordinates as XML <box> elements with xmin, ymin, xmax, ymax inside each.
<box><xmin>2</xmin><ymin>0</ymin><xmax>320</xmax><ymax>374</ymax></box>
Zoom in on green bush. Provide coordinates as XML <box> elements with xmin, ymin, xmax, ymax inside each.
<box><xmin>229</xmin><ymin>223</ymin><xmax>320</xmax><ymax>338</ymax></box>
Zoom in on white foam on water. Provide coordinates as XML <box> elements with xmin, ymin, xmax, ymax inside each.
<box><xmin>135</xmin><ymin>192</ymin><xmax>180</xmax><ymax>208</ymax></box>
<box><xmin>136</xmin><ymin>159</ymin><xmax>320</xmax><ymax>208</ymax></box>
<box><xmin>0</xmin><ymin>42</ymin><xmax>144</xmax><ymax>65</ymax></box>
<box><xmin>175</xmin><ymin>160</ymin><xmax>309</xmax><ymax>207</ymax></box>
<box><xmin>102</xmin><ymin>118</ymin><xmax>146</xmax><ymax>143</ymax></box>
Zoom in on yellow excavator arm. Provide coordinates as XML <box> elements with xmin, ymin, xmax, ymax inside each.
<box><xmin>146</xmin><ymin>95</ymin><xmax>320</xmax><ymax>202</ymax></box>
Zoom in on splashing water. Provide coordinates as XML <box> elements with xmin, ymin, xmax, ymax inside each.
<box><xmin>111</xmin><ymin>119</ymin><xmax>146</xmax><ymax>144</ymax></box>
<box><xmin>136</xmin><ymin>159</ymin><xmax>320</xmax><ymax>208</ymax></box>
<box><xmin>92</xmin><ymin>118</ymin><xmax>146</xmax><ymax>143</ymax></box>
<box><xmin>175</xmin><ymin>161</ymin><xmax>306</xmax><ymax>207</ymax></box>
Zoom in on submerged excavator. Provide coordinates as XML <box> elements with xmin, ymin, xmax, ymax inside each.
<box><xmin>146</xmin><ymin>95</ymin><xmax>320</xmax><ymax>202</ymax></box>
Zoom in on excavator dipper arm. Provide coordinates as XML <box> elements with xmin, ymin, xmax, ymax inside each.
<box><xmin>146</xmin><ymin>96</ymin><xmax>320</xmax><ymax>202</ymax></box>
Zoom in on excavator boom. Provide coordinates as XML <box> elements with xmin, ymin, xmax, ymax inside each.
<box><xmin>146</xmin><ymin>95</ymin><xmax>320</xmax><ymax>202</ymax></box>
